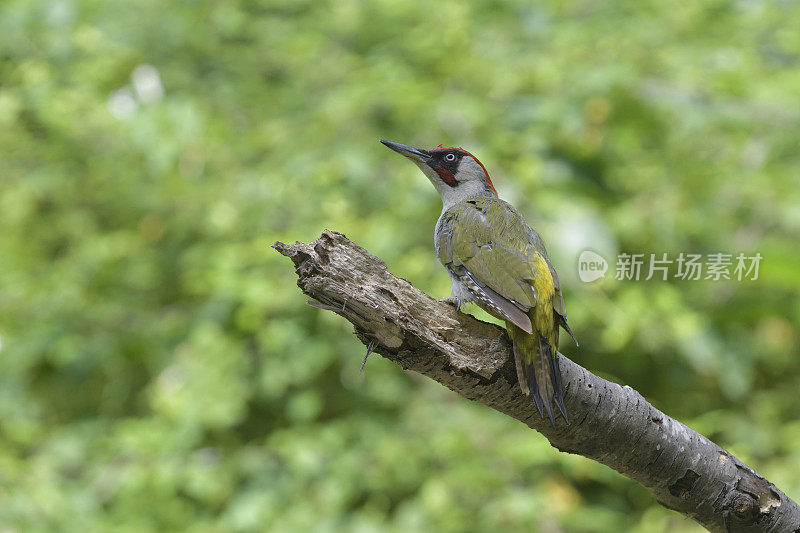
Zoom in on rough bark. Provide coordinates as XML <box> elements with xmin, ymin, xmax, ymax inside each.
<box><xmin>272</xmin><ymin>230</ymin><xmax>800</xmax><ymax>533</ymax></box>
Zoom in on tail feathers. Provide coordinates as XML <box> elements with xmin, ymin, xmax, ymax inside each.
<box><xmin>511</xmin><ymin>333</ymin><xmax>568</xmax><ymax>426</ymax></box>
<box><xmin>547</xmin><ymin>346</ymin><xmax>569</xmax><ymax>424</ymax></box>
<box><xmin>514</xmin><ymin>340</ymin><xmax>546</xmax><ymax>419</ymax></box>
<box><xmin>533</xmin><ymin>338</ymin><xmax>556</xmax><ymax>426</ymax></box>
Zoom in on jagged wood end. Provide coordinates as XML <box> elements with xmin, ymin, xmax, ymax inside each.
<box><xmin>272</xmin><ymin>230</ymin><xmax>799</xmax><ymax>533</ymax></box>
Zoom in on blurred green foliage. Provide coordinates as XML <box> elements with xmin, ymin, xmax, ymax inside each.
<box><xmin>2</xmin><ymin>0</ymin><xmax>800</xmax><ymax>531</ymax></box>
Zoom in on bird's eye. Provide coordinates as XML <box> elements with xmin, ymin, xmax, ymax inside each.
<box><xmin>445</xmin><ymin>153</ymin><xmax>457</xmax><ymax>162</ymax></box>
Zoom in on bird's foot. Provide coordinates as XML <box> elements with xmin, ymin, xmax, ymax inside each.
<box><xmin>439</xmin><ymin>296</ymin><xmax>462</xmax><ymax>312</ymax></box>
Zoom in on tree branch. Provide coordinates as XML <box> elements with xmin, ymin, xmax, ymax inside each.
<box><xmin>272</xmin><ymin>230</ymin><xmax>799</xmax><ymax>533</ymax></box>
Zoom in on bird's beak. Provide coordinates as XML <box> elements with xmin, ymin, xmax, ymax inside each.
<box><xmin>380</xmin><ymin>140</ymin><xmax>431</xmax><ymax>165</ymax></box>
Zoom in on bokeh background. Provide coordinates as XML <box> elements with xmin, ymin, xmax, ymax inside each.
<box><xmin>3</xmin><ymin>0</ymin><xmax>800</xmax><ymax>531</ymax></box>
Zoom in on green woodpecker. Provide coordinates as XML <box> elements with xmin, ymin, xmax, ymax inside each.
<box><xmin>381</xmin><ymin>140</ymin><xmax>577</xmax><ymax>425</ymax></box>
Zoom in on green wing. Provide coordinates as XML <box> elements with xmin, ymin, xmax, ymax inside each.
<box><xmin>436</xmin><ymin>195</ymin><xmax>554</xmax><ymax>323</ymax></box>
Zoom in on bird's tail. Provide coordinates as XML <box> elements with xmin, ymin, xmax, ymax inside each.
<box><xmin>507</xmin><ymin>324</ymin><xmax>568</xmax><ymax>426</ymax></box>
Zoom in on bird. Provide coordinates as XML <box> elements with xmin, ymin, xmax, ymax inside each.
<box><xmin>381</xmin><ymin>140</ymin><xmax>577</xmax><ymax>425</ymax></box>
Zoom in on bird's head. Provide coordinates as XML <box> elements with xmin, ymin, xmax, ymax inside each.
<box><xmin>381</xmin><ymin>140</ymin><xmax>497</xmax><ymax>207</ymax></box>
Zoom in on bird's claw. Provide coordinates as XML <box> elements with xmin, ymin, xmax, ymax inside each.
<box><xmin>439</xmin><ymin>296</ymin><xmax>462</xmax><ymax>312</ymax></box>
